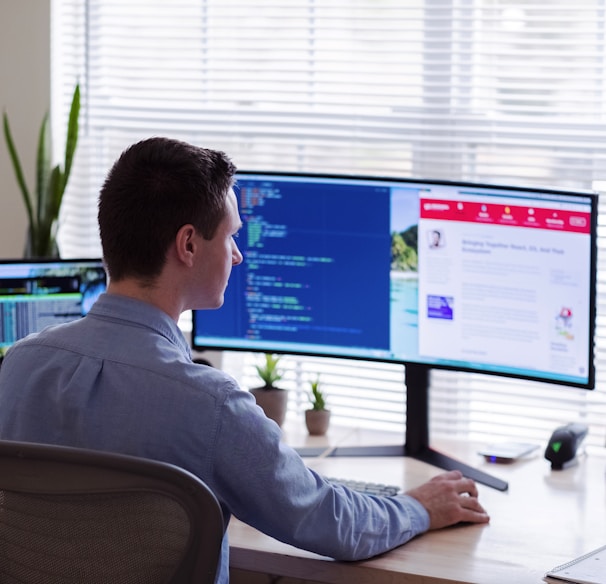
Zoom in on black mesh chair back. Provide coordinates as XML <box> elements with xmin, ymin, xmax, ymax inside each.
<box><xmin>0</xmin><ymin>440</ymin><xmax>224</xmax><ymax>584</ymax></box>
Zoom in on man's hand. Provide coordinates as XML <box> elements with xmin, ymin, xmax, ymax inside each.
<box><xmin>405</xmin><ymin>470</ymin><xmax>490</xmax><ymax>530</ymax></box>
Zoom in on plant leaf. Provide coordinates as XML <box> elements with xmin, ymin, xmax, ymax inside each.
<box><xmin>62</xmin><ymin>84</ymin><xmax>80</xmax><ymax>193</ymax></box>
<box><xmin>2</xmin><ymin>111</ymin><xmax>34</xmax><ymax>227</ymax></box>
<box><xmin>47</xmin><ymin>165</ymin><xmax>62</xmax><ymax>220</ymax></box>
<box><xmin>35</xmin><ymin>166</ymin><xmax>61</xmax><ymax>257</ymax></box>
<box><xmin>36</xmin><ymin>112</ymin><xmax>51</xmax><ymax>226</ymax></box>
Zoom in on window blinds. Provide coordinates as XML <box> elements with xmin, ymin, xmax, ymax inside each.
<box><xmin>52</xmin><ymin>0</ymin><xmax>606</xmax><ymax>447</ymax></box>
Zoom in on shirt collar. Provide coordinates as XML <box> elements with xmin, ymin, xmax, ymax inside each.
<box><xmin>89</xmin><ymin>293</ymin><xmax>192</xmax><ymax>359</ymax></box>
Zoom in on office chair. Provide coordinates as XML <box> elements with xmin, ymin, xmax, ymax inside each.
<box><xmin>0</xmin><ymin>440</ymin><xmax>224</xmax><ymax>584</ymax></box>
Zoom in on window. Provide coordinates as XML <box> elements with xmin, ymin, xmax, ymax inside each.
<box><xmin>53</xmin><ymin>0</ymin><xmax>606</xmax><ymax>447</ymax></box>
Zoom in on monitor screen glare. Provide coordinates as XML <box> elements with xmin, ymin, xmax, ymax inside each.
<box><xmin>193</xmin><ymin>173</ymin><xmax>597</xmax><ymax>389</ymax></box>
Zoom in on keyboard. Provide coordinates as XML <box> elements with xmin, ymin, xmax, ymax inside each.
<box><xmin>324</xmin><ymin>476</ymin><xmax>402</xmax><ymax>497</ymax></box>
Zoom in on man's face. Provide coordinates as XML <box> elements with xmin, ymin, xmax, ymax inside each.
<box><xmin>192</xmin><ymin>187</ymin><xmax>243</xmax><ymax>309</ymax></box>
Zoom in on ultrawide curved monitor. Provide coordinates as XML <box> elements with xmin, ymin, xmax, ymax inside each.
<box><xmin>192</xmin><ymin>172</ymin><xmax>597</xmax><ymax>390</ymax></box>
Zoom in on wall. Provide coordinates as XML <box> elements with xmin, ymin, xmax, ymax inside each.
<box><xmin>0</xmin><ymin>0</ymin><xmax>50</xmax><ymax>258</ymax></box>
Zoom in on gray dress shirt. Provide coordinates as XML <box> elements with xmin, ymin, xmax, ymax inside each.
<box><xmin>0</xmin><ymin>293</ymin><xmax>429</xmax><ymax>583</ymax></box>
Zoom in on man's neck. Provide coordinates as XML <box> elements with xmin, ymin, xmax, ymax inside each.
<box><xmin>106</xmin><ymin>280</ymin><xmax>182</xmax><ymax>322</ymax></box>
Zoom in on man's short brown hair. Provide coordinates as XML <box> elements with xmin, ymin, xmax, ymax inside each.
<box><xmin>98</xmin><ymin>137</ymin><xmax>237</xmax><ymax>282</ymax></box>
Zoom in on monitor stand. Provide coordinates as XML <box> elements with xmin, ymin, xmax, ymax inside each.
<box><xmin>296</xmin><ymin>363</ymin><xmax>508</xmax><ymax>492</ymax></box>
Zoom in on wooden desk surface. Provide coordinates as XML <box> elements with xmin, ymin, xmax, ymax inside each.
<box><xmin>228</xmin><ymin>433</ymin><xmax>606</xmax><ymax>584</ymax></box>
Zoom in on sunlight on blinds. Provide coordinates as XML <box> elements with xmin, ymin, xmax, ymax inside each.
<box><xmin>53</xmin><ymin>0</ymin><xmax>606</xmax><ymax>449</ymax></box>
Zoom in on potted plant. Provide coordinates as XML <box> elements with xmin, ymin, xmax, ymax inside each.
<box><xmin>305</xmin><ymin>375</ymin><xmax>331</xmax><ymax>435</ymax></box>
<box><xmin>250</xmin><ymin>353</ymin><xmax>288</xmax><ymax>427</ymax></box>
<box><xmin>3</xmin><ymin>84</ymin><xmax>80</xmax><ymax>258</ymax></box>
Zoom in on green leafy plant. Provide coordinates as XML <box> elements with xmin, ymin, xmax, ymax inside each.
<box><xmin>308</xmin><ymin>375</ymin><xmax>327</xmax><ymax>411</ymax></box>
<box><xmin>254</xmin><ymin>353</ymin><xmax>284</xmax><ymax>389</ymax></box>
<box><xmin>3</xmin><ymin>84</ymin><xmax>80</xmax><ymax>258</ymax></box>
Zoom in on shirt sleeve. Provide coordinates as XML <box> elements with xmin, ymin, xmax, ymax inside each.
<box><xmin>210</xmin><ymin>387</ymin><xmax>430</xmax><ymax>562</ymax></box>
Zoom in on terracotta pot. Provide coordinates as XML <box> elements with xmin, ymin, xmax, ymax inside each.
<box><xmin>305</xmin><ymin>409</ymin><xmax>331</xmax><ymax>436</ymax></box>
<box><xmin>250</xmin><ymin>387</ymin><xmax>288</xmax><ymax>427</ymax></box>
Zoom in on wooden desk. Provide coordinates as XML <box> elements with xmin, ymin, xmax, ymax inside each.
<box><xmin>228</xmin><ymin>436</ymin><xmax>606</xmax><ymax>584</ymax></box>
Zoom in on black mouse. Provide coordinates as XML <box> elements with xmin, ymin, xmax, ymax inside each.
<box><xmin>544</xmin><ymin>422</ymin><xmax>588</xmax><ymax>470</ymax></box>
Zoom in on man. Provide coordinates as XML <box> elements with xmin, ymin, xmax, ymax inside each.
<box><xmin>0</xmin><ymin>137</ymin><xmax>489</xmax><ymax>583</ymax></box>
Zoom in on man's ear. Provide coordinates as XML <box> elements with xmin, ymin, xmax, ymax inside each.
<box><xmin>175</xmin><ymin>224</ymin><xmax>197</xmax><ymax>266</ymax></box>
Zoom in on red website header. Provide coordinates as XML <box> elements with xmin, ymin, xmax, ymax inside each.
<box><xmin>419</xmin><ymin>198</ymin><xmax>590</xmax><ymax>234</ymax></box>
